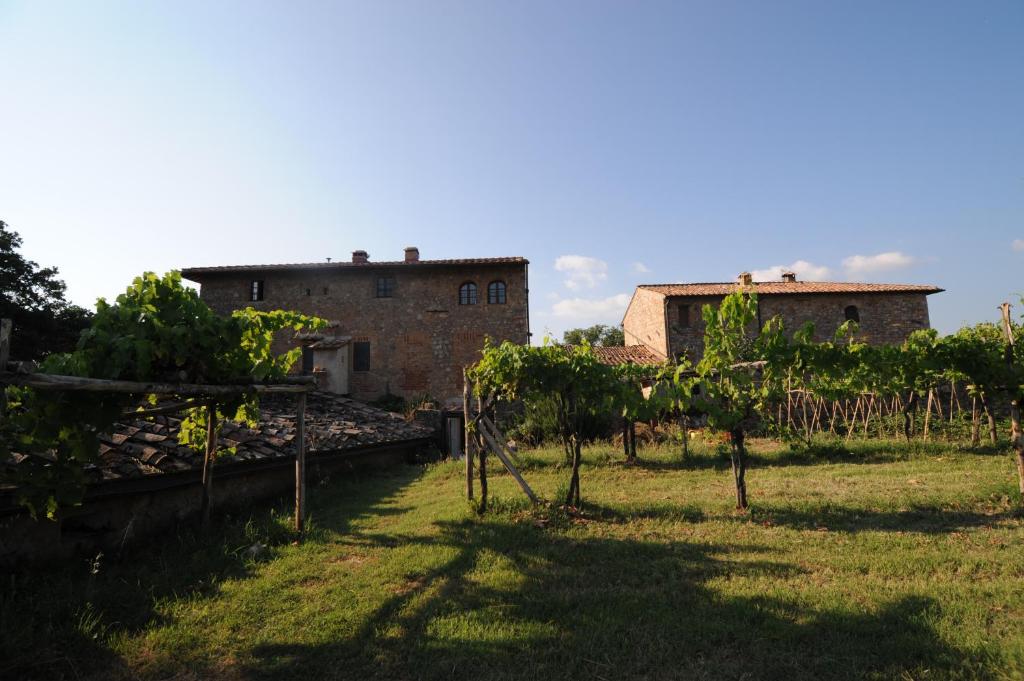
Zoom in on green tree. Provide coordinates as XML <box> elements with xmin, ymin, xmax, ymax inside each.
<box><xmin>563</xmin><ymin>324</ymin><xmax>625</xmax><ymax>347</ymax></box>
<box><xmin>0</xmin><ymin>220</ymin><xmax>93</xmax><ymax>360</ymax></box>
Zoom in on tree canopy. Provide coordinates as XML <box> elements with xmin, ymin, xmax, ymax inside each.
<box><xmin>562</xmin><ymin>324</ymin><xmax>625</xmax><ymax>347</ymax></box>
<box><xmin>0</xmin><ymin>220</ymin><xmax>93</xmax><ymax>360</ymax></box>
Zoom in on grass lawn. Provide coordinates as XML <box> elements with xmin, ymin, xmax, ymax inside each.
<box><xmin>2</xmin><ymin>438</ymin><xmax>1023</xmax><ymax>680</ymax></box>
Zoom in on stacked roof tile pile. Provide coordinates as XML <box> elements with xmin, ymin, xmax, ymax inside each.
<box><xmin>86</xmin><ymin>392</ymin><xmax>431</xmax><ymax>482</ymax></box>
<box><xmin>590</xmin><ymin>345</ymin><xmax>663</xmax><ymax>366</ymax></box>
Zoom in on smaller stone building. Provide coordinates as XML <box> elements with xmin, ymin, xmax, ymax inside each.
<box><xmin>623</xmin><ymin>271</ymin><xmax>943</xmax><ymax>362</ymax></box>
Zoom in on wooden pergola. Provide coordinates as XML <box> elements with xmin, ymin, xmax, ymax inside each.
<box><xmin>0</xmin><ymin>319</ymin><xmax>317</xmax><ymax>534</ymax></box>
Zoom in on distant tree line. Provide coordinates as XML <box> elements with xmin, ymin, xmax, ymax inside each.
<box><xmin>0</xmin><ymin>220</ymin><xmax>92</xmax><ymax>360</ymax></box>
<box><xmin>562</xmin><ymin>324</ymin><xmax>625</xmax><ymax>347</ymax></box>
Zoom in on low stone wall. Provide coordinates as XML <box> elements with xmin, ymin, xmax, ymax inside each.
<box><xmin>0</xmin><ymin>439</ymin><xmax>429</xmax><ymax>568</ymax></box>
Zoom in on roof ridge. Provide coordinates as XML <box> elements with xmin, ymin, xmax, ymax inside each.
<box><xmin>637</xmin><ymin>281</ymin><xmax>943</xmax><ymax>295</ymax></box>
<box><xmin>181</xmin><ymin>256</ymin><xmax>529</xmax><ymax>277</ymax></box>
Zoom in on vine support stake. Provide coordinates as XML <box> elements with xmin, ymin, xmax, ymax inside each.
<box><xmin>923</xmin><ymin>390</ymin><xmax>933</xmax><ymax>441</ymax></box>
<box><xmin>0</xmin><ymin>318</ymin><xmax>10</xmax><ymax>371</ymax></box>
<box><xmin>463</xmin><ymin>367</ymin><xmax>473</xmax><ymax>501</ymax></box>
<box><xmin>476</xmin><ymin>387</ymin><xmax>488</xmax><ymax>513</ymax></box>
<box><xmin>295</xmin><ymin>391</ymin><xmax>307</xmax><ymax>535</ymax></box>
<box><xmin>200</xmin><ymin>400</ymin><xmax>217</xmax><ymax>530</ymax></box>
<box><xmin>0</xmin><ymin>318</ymin><xmax>10</xmax><ymax>419</ymax></box>
<box><xmin>999</xmin><ymin>302</ymin><xmax>1024</xmax><ymax>495</ymax></box>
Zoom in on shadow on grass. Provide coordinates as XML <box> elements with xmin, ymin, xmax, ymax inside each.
<box><xmin>235</xmin><ymin>516</ymin><xmax>997</xmax><ymax>681</ymax></box>
<box><xmin>603</xmin><ymin>438</ymin><xmax>1011</xmax><ymax>474</ymax></box>
<box><xmin>0</xmin><ymin>466</ymin><xmax>427</xmax><ymax>681</ymax></box>
<box><xmin>749</xmin><ymin>502</ymin><xmax>1023</xmax><ymax>535</ymax></box>
<box><xmin>574</xmin><ymin>494</ymin><xmax>1018</xmax><ymax>536</ymax></box>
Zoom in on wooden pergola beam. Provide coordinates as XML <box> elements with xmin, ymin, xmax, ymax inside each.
<box><xmin>0</xmin><ymin>372</ymin><xmax>315</xmax><ymax>396</ymax></box>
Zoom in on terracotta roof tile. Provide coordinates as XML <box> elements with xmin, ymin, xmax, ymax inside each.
<box><xmin>309</xmin><ymin>337</ymin><xmax>351</xmax><ymax>350</ymax></box>
<box><xmin>182</xmin><ymin>257</ymin><xmax>528</xmax><ymax>279</ymax></box>
<box><xmin>7</xmin><ymin>393</ymin><xmax>432</xmax><ymax>483</ymax></box>
<box><xmin>639</xmin><ymin>281</ymin><xmax>943</xmax><ymax>296</ymax></box>
<box><xmin>591</xmin><ymin>345</ymin><xmax>664</xmax><ymax>366</ymax></box>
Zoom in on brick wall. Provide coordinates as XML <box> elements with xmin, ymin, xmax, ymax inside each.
<box><xmin>622</xmin><ymin>287</ymin><xmax>669</xmax><ymax>359</ymax></box>
<box><xmin>629</xmin><ymin>290</ymin><xmax>934</xmax><ymax>363</ymax></box>
<box><xmin>189</xmin><ymin>262</ymin><xmax>529</xmax><ymax>405</ymax></box>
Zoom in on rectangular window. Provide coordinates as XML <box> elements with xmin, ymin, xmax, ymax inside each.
<box><xmin>376</xmin><ymin>276</ymin><xmax>395</xmax><ymax>298</ymax></box>
<box><xmin>678</xmin><ymin>304</ymin><xmax>691</xmax><ymax>328</ymax></box>
<box><xmin>353</xmin><ymin>341</ymin><xmax>371</xmax><ymax>372</ymax></box>
<box><xmin>301</xmin><ymin>346</ymin><xmax>314</xmax><ymax>375</ymax></box>
<box><xmin>250</xmin><ymin>280</ymin><xmax>264</xmax><ymax>301</ymax></box>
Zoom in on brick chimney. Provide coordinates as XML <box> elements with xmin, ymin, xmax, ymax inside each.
<box><xmin>352</xmin><ymin>250</ymin><xmax>369</xmax><ymax>264</ymax></box>
<box><xmin>738</xmin><ymin>271</ymin><xmax>753</xmax><ymax>286</ymax></box>
<box><xmin>781</xmin><ymin>271</ymin><xmax>797</xmax><ymax>283</ymax></box>
<box><xmin>404</xmin><ymin>246</ymin><xmax>420</xmax><ymax>263</ymax></box>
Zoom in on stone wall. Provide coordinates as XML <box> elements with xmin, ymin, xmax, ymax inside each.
<box><xmin>758</xmin><ymin>292</ymin><xmax>931</xmax><ymax>345</ymax></box>
<box><xmin>622</xmin><ymin>287</ymin><xmax>669</xmax><ymax>359</ymax></box>
<box><xmin>0</xmin><ymin>441</ymin><xmax>426</xmax><ymax>568</ymax></box>
<box><xmin>189</xmin><ymin>262</ymin><xmax>529</xmax><ymax>405</ymax></box>
<box><xmin>632</xmin><ymin>291</ymin><xmax>934</xmax><ymax>363</ymax></box>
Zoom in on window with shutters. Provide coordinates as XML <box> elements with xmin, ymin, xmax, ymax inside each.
<box><xmin>250</xmin><ymin>280</ymin><xmax>264</xmax><ymax>301</ymax></box>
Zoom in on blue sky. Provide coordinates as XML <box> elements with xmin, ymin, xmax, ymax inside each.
<box><xmin>1</xmin><ymin>1</ymin><xmax>1021</xmax><ymax>341</ymax></box>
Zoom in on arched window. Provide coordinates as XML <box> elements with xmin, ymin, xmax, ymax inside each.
<box><xmin>844</xmin><ymin>305</ymin><xmax>860</xmax><ymax>323</ymax></box>
<box><xmin>487</xmin><ymin>280</ymin><xmax>507</xmax><ymax>304</ymax></box>
<box><xmin>459</xmin><ymin>282</ymin><xmax>478</xmax><ymax>305</ymax></box>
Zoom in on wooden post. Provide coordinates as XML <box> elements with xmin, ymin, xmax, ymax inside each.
<box><xmin>477</xmin><ymin>391</ymin><xmax>487</xmax><ymax>512</ymax></box>
<box><xmin>801</xmin><ymin>390</ymin><xmax>809</xmax><ymax>440</ymax></box>
<box><xmin>949</xmin><ymin>382</ymin><xmax>956</xmax><ymax>424</ymax></box>
<box><xmin>786</xmin><ymin>379</ymin><xmax>793</xmax><ymax>430</ymax></box>
<box><xmin>981</xmin><ymin>394</ymin><xmax>997</xmax><ymax>444</ymax></box>
<box><xmin>295</xmin><ymin>391</ymin><xmax>307</xmax><ymax>534</ymax></box>
<box><xmin>200</xmin><ymin>401</ymin><xmax>217</xmax><ymax>529</ymax></box>
<box><xmin>0</xmin><ymin>319</ymin><xmax>10</xmax><ymax>418</ymax></box>
<box><xmin>622</xmin><ymin>419</ymin><xmax>630</xmax><ymax>462</ymax></box>
<box><xmin>629</xmin><ymin>420</ymin><xmax>637</xmax><ymax>461</ymax></box>
<box><xmin>680</xmin><ymin>413</ymin><xmax>690</xmax><ymax>458</ymax></box>
<box><xmin>923</xmin><ymin>390</ymin><xmax>933</xmax><ymax>440</ymax></box>
<box><xmin>0</xmin><ymin>319</ymin><xmax>10</xmax><ymax>371</ymax></box>
<box><xmin>999</xmin><ymin>302</ymin><xmax>1024</xmax><ymax>495</ymax></box>
<box><xmin>463</xmin><ymin>368</ymin><xmax>473</xmax><ymax>501</ymax></box>
<box><xmin>971</xmin><ymin>396</ymin><xmax>980</xmax><ymax>446</ymax></box>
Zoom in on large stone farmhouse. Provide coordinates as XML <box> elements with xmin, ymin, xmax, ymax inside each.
<box><xmin>182</xmin><ymin>248</ymin><xmax>529</xmax><ymax>406</ymax></box>
<box><xmin>623</xmin><ymin>271</ymin><xmax>943</xmax><ymax>363</ymax></box>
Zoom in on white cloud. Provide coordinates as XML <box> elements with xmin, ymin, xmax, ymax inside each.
<box><xmin>552</xmin><ymin>293</ymin><xmax>631</xmax><ymax>320</ymax></box>
<box><xmin>632</xmin><ymin>261</ymin><xmax>651</xmax><ymax>274</ymax></box>
<box><xmin>842</xmin><ymin>251</ymin><xmax>916</xmax><ymax>276</ymax></box>
<box><xmin>751</xmin><ymin>260</ymin><xmax>831</xmax><ymax>282</ymax></box>
<box><xmin>1013</xmin><ymin>239</ymin><xmax>1024</xmax><ymax>252</ymax></box>
<box><xmin>554</xmin><ymin>255</ymin><xmax>608</xmax><ymax>290</ymax></box>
